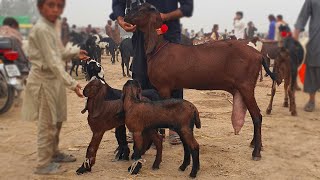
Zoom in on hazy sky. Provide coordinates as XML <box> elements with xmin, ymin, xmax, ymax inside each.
<box><xmin>63</xmin><ymin>0</ymin><xmax>306</xmax><ymax>33</ymax></box>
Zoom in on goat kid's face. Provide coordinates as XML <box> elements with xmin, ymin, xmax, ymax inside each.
<box><xmin>83</xmin><ymin>79</ymin><xmax>103</xmax><ymax>98</ymax></box>
<box><xmin>122</xmin><ymin>80</ymin><xmax>143</xmax><ymax>103</ymax></box>
<box><xmin>124</xmin><ymin>3</ymin><xmax>163</xmax><ymax>54</ymax></box>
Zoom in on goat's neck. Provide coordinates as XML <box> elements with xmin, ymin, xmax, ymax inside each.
<box><xmin>146</xmin><ymin>35</ymin><xmax>168</xmax><ymax>59</ymax></box>
<box><xmin>87</xmin><ymin>88</ymin><xmax>107</xmax><ymax>114</ymax></box>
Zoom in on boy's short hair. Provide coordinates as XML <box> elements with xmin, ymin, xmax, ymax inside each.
<box><xmin>236</xmin><ymin>11</ymin><xmax>243</xmax><ymax>18</ymax></box>
<box><xmin>3</xmin><ymin>17</ymin><xmax>19</xmax><ymax>28</ymax></box>
<box><xmin>37</xmin><ymin>0</ymin><xmax>65</xmax><ymax>7</ymax></box>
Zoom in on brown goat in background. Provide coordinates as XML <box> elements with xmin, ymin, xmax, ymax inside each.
<box><xmin>124</xmin><ymin>3</ymin><xmax>278</xmax><ymax>162</ymax></box>
<box><xmin>76</xmin><ymin>79</ymin><xmax>163</xmax><ymax>175</ymax></box>
<box><xmin>122</xmin><ymin>80</ymin><xmax>201</xmax><ymax>178</ymax></box>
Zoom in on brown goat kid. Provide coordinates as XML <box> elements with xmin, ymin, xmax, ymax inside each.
<box><xmin>124</xmin><ymin>3</ymin><xmax>277</xmax><ymax>161</ymax></box>
<box><xmin>76</xmin><ymin>79</ymin><xmax>163</xmax><ymax>175</ymax></box>
<box><xmin>122</xmin><ymin>80</ymin><xmax>201</xmax><ymax>178</ymax></box>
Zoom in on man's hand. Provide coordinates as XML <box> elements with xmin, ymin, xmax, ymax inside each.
<box><xmin>160</xmin><ymin>13</ymin><xmax>168</xmax><ymax>21</ymax></box>
<box><xmin>117</xmin><ymin>16</ymin><xmax>136</xmax><ymax>32</ymax></box>
<box><xmin>74</xmin><ymin>84</ymin><xmax>84</xmax><ymax>98</ymax></box>
<box><xmin>293</xmin><ymin>29</ymin><xmax>300</xmax><ymax>41</ymax></box>
<box><xmin>79</xmin><ymin>50</ymin><xmax>90</xmax><ymax>60</ymax></box>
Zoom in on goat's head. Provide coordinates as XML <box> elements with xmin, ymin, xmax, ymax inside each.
<box><xmin>273</xmin><ymin>48</ymin><xmax>290</xmax><ymax>85</ymax></box>
<box><xmin>85</xmin><ymin>60</ymin><xmax>105</xmax><ymax>81</ymax></box>
<box><xmin>83</xmin><ymin>78</ymin><xmax>105</xmax><ymax>98</ymax></box>
<box><xmin>122</xmin><ymin>80</ymin><xmax>142</xmax><ymax>103</ymax></box>
<box><xmin>124</xmin><ymin>3</ymin><xmax>163</xmax><ymax>54</ymax></box>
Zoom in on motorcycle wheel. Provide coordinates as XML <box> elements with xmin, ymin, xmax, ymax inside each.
<box><xmin>0</xmin><ymin>73</ymin><xmax>15</xmax><ymax>114</ymax></box>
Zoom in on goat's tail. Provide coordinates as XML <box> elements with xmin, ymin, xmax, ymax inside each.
<box><xmin>262</xmin><ymin>56</ymin><xmax>277</xmax><ymax>81</ymax></box>
<box><xmin>194</xmin><ymin>109</ymin><xmax>201</xmax><ymax>129</ymax></box>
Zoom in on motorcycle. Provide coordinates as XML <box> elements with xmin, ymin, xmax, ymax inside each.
<box><xmin>0</xmin><ymin>37</ymin><xmax>29</xmax><ymax>114</ymax></box>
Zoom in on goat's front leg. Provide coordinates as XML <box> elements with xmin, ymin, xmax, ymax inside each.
<box><xmin>115</xmin><ymin>125</ymin><xmax>130</xmax><ymax>161</ymax></box>
<box><xmin>76</xmin><ymin>131</ymin><xmax>104</xmax><ymax>175</ymax></box>
<box><xmin>126</xmin><ymin>62</ymin><xmax>131</xmax><ymax>78</ymax></box>
<box><xmin>283</xmin><ymin>76</ymin><xmax>290</xmax><ymax>107</ymax></box>
<box><xmin>288</xmin><ymin>84</ymin><xmax>297</xmax><ymax>116</ymax></box>
<box><xmin>147</xmin><ymin>130</ymin><xmax>163</xmax><ymax>170</ymax></box>
<box><xmin>266</xmin><ymin>81</ymin><xmax>277</xmax><ymax>115</ymax></box>
<box><xmin>128</xmin><ymin>131</ymin><xmax>144</xmax><ymax>175</ymax></box>
<box><xmin>121</xmin><ymin>62</ymin><xmax>126</xmax><ymax>77</ymax></box>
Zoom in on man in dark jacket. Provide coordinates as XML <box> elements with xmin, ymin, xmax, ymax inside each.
<box><xmin>110</xmin><ymin>0</ymin><xmax>193</xmax><ymax>145</ymax></box>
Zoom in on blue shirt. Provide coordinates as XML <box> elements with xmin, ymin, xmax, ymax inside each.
<box><xmin>267</xmin><ymin>20</ymin><xmax>276</xmax><ymax>40</ymax></box>
<box><xmin>110</xmin><ymin>0</ymin><xmax>193</xmax><ymax>42</ymax></box>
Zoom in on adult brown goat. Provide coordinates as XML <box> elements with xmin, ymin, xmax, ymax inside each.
<box><xmin>76</xmin><ymin>79</ymin><xmax>163</xmax><ymax>175</ymax></box>
<box><xmin>124</xmin><ymin>3</ymin><xmax>278</xmax><ymax>161</ymax></box>
<box><xmin>122</xmin><ymin>80</ymin><xmax>201</xmax><ymax>178</ymax></box>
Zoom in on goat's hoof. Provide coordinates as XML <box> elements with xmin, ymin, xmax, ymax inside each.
<box><xmin>252</xmin><ymin>156</ymin><xmax>262</xmax><ymax>161</ymax></box>
<box><xmin>128</xmin><ymin>74</ymin><xmax>132</xmax><ymax>78</ymax></box>
<box><xmin>189</xmin><ymin>172</ymin><xmax>197</xmax><ymax>178</ymax></box>
<box><xmin>291</xmin><ymin>111</ymin><xmax>297</xmax><ymax>116</ymax></box>
<box><xmin>152</xmin><ymin>165</ymin><xmax>160</xmax><ymax>170</ymax></box>
<box><xmin>266</xmin><ymin>109</ymin><xmax>271</xmax><ymax>115</ymax></box>
<box><xmin>76</xmin><ymin>163</ymin><xmax>91</xmax><ymax>175</ymax></box>
<box><xmin>179</xmin><ymin>164</ymin><xmax>189</xmax><ymax>171</ymax></box>
<box><xmin>283</xmin><ymin>102</ymin><xmax>289</xmax><ymax>107</ymax></box>
<box><xmin>128</xmin><ymin>162</ymin><xmax>142</xmax><ymax>174</ymax></box>
<box><xmin>123</xmin><ymin>74</ymin><xmax>126</xmax><ymax>77</ymax></box>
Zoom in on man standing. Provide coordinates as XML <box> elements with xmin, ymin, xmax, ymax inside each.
<box><xmin>61</xmin><ymin>17</ymin><xmax>69</xmax><ymax>46</ymax></box>
<box><xmin>293</xmin><ymin>0</ymin><xmax>320</xmax><ymax>112</ymax></box>
<box><xmin>244</xmin><ymin>21</ymin><xmax>257</xmax><ymax>40</ymax></box>
<box><xmin>233</xmin><ymin>11</ymin><xmax>245</xmax><ymax>39</ymax></box>
<box><xmin>275</xmin><ymin>15</ymin><xmax>287</xmax><ymax>41</ymax></box>
<box><xmin>267</xmin><ymin>15</ymin><xmax>276</xmax><ymax>40</ymax></box>
<box><xmin>210</xmin><ymin>24</ymin><xmax>220</xmax><ymax>41</ymax></box>
<box><xmin>113</xmin><ymin>21</ymin><xmax>121</xmax><ymax>45</ymax></box>
<box><xmin>105</xmin><ymin>20</ymin><xmax>113</xmax><ymax>38</ymax></box>
<box><xmin>111</xmin><ymin>0</ymin><xmax>193</xmax><ymax>145</ymax></box>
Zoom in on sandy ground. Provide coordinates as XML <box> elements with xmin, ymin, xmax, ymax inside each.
<box><xmin>0</xmin><ymin>55</ymin><xmax>319</xmax><ymax>180</ymax></box>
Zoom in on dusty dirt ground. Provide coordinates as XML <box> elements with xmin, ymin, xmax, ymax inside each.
<box><xmin>0</xmin><ymin>55</ymin><xmax>319</xmax><ymax>180</ymax></box>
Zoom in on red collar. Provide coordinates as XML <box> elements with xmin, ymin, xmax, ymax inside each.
<box><xmin>147</xmin><ymin>41</ymin><xmax>170</xmax><ymax>61</ymax></box>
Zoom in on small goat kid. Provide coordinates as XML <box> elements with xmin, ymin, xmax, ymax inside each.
<box><xmin>124</xmin><ymin>3</ymin><xmax>278</xmax><ymax>161</ymax></box>
<box><xmin>122</xmin><ymin>80</ymin><xmax>201</xmax><ymax>178</ymax></box>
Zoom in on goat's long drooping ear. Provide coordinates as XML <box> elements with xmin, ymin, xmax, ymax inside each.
<box><xmin>144</xmin><ymin>13</ymin><xmax>163</xmax><ymax>54</ymax></box>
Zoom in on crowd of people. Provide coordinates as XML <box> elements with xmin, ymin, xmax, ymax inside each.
<box><xmin>180</xmin><ymin>11</ymin><xmax>291</xmax><ymax>42</ymax></box>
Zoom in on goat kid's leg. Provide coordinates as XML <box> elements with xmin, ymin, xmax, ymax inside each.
<box><xmin>146</xmin><ymin>130</ymin><xmax>163</xmax><ymax>170</ymax></box>
<box><xmin>177</xmin><ymin>131</ymin><xmax>191</xmax><ymax>171</ymax></box>
<box><xmin>128</xmin><ymin>132</ymin><xmax>144</xmax><ymax>175</ymax></box>
<box><xmin>239</xmin><ymin>89</ymin><xmax>262</xmax><ymax>160</ymax></box>
<box><xmin>69</xmin><ymin>63</ymin><xmax>75</xmax><ymax>76</ymax></box>
<box><xmin>232</xmin><ymin>90</ymin><xmax>247</xmax><ymax>135</ymax></box>
<box><xmin>266</xmin><ymin>81</ymin><xmax>277</xmax><ymax>114</ymax></box>
<box><xmin>76</xmin><ymin>132</ymin><xmax>104</xmax><ymax>175</ymax></box>
<box><xmin>126</xmin><ymin>62</ymin><xmax>131</xmax><ymax>78</ymax></box>
<box><xmin>283</xmin><ymin>77</ymin><xmax>289</xmax><ymax>108</ymax></box>
<box><xmin>75</xmin><ymin>64</ymin><xmax>79</xmax><ymax>77</ymax></box>
<box><xmin>179</xmin><ymin>129</ymin><xmax>200</xmax><ymax>178</ymax></box>
<box><xmin>288</xmin><ymin>84</ymin><xmax>297</xmax><ymax>116</ymax></box>
<box><xmin>121</xmin><ymin>62</ymin><xmax>126</xmax><ymax>77</ymax></box>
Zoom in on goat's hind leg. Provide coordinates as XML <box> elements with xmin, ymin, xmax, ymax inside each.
<box><xmin>266</xmin><ymin>81</ymin><xmax>277</xmax><ymax>114</ymax></box>
<box><xmin>76</xmin><ymin>131</ymin><xmax>104</xmax><ymax>175</ymax></box>
<box><xmin>239</xmin><ymin>88</ymin><xmax>262</xmax><ymax>161</ymax></box>
<box><xmin>144</xmin><ymin>130</ymin><xmax>163</xmax><ymax>170</ymax></box>
<box><xmin>179</xmin><ymin>129</ymin><xmax>200</xmax><ymax>178</ymax></box>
